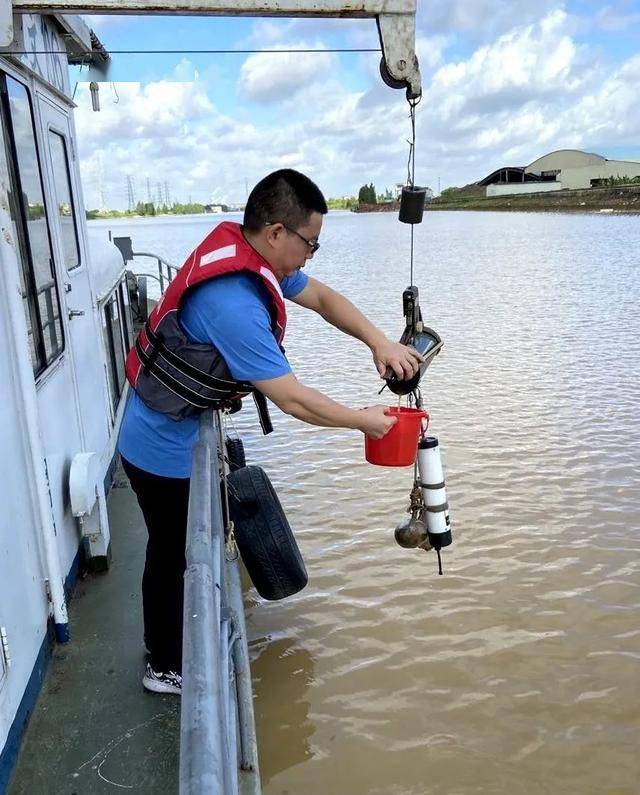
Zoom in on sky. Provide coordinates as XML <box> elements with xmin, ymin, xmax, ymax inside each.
<box><xmin>71</xmin><ymin>0</ymin><xmax>640</xmax><ymax>209</ymax></box>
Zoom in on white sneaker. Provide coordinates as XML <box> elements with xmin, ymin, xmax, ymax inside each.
<box><xmin>142</xmin><ymin>663</ymin><xmax>182</xmax><ymax>695</ymax></box>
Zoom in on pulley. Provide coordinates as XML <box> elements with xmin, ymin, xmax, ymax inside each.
<box><xmin>379</xmin><ymin>57</ymin><xmax>422</xmax><ymax>102</ymax></box>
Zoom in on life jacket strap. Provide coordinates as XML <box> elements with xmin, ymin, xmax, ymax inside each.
<box><xmin>253</xmin><ymin>390</ymin><xmax>273</xmax><ymax>435</ymax></box>
<box><xmin>144</xmin><ymin>322</ymin><xmax>253</xmax><ymax>393</ymax></box>
<box><xmin>135</xmin><ymin>337</ymin><xmax>213</xmax><ymax>409</ymax></box>
<box><xmin>138</xmin><ymin>324</ymin><xmax>274</xmax><ymax>434</ymax></box>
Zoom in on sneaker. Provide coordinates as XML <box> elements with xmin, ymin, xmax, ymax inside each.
<box><xmin>142</xmin><ymin>663</ymin><xmax>182</xmax><ymax>695</ymax></box>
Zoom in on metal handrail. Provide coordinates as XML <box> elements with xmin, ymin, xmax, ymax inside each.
<box><xmin>112</xmin><ymin>237</ymin><xmax>180</xmax><ymax>292</ymax></box>
<box><xmin>179</xmin><ymin>410</ymin><xmax>261</xmax><ymax>795</ymax></box>
<box><xmin>129</xmin><ymin>250</ymin><xmax>179</xmax><ymax>292</ymax></box>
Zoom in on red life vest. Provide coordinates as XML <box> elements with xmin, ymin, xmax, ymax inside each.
<box><xmin>125</xmin><ymin>221</ymin><xmax>287</xmax><ymax>425</ymax></box>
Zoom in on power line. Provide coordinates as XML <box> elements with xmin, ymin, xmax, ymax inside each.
<box><xmin>23</xmin><ymin>47</ymin><xmax>381</xmax><ymax>56</ymax></box>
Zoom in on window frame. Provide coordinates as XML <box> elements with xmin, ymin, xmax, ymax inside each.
<box><xmin>0</xmin><ymin>71</ymin><xmax>65</xmax><ymax>377</ymax></box>
<box><xmin>47</xmin><ymin>125</ymin><xmax>82</xmax><ymax>272</ymax></box>
<box><xmin>102</xmin><ymin>276</ymin><xmax>133</xmax><ymax>416</ymax></box>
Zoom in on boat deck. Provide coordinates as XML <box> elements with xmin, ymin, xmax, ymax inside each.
<box><xmin>8</xmin><ymin>467</ymin><xmax>181</xmax><ymax>794</ymax></box>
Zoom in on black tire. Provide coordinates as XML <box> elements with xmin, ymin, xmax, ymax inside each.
<box><xmin>227</xmin><ymin>466</ymin><xmax>307</xmax><ymax>600</ymax></box>
<box><xmin>226</xmin><ymin>436</ymin><xmax>246</xmax><ymax>471</ymax></box>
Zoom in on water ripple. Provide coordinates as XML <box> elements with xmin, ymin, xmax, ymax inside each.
<box><xmin>93</xmin><ymin>211</ymin><xmax>640</xmax><ymax>795</ymax></box>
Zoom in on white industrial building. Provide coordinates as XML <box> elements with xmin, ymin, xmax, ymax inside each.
<box><xmin>395</xmin><ymin>183</ymin><xmax>434</xmax><ymax>200</ymax></box>
<box><xmin>478</xmin><ymin>149</ymin><xmax>640</xmax><ymax>196</ymax></box>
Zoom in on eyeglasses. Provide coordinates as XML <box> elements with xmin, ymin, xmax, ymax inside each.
<box><xmin>265</xmin><ymin>222</ymin><xmax>320</xmax><ymax>254</ymax></box>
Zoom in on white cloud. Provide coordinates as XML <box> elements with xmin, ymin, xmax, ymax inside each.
<box><xmin>169</xmin><ymin>58</ymin><xmax>200</xmax><ymax>82</ymax></box>
<box><xmin>415</xmin><ymin>35</ymin><xmax>452</xmax><ymax>71</ymax></box>
<box><xmin>75</xmin><ymin>80</ymin><xmax>213</xmax><ymax>146</ymax></box>
<box><xmin>73</xmin><ymin>6</ymin><xmax>640</xmax><ymax>207</ymax></box>
<box><xmin>239</xmin><ymin>44</ymin><xmax>335</xmax><ymax>103</ymax></box>
<box><xmin>417</xmin><ymin>0</ymin><xmax>562</xmax><ymax>38</ymax></box>
<box><xmin>81</xmin><ymin>14</ymin><xmax>132</xmax><ymax>32</ymax></box>
<box><xmin>431</xmin><ymin>9</ymin><xmax>587</xmax><ymax>113</ymax></box>
<box><xmin>592</xmin><ymin>3</ymin><xmax>640</xmax><ymax>32</ymax></box>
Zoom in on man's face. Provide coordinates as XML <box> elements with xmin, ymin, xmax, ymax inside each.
<box><xmin>265</xmin><ymin>212</ymin><xmax>323</xmax><ymax>280</ymax></box>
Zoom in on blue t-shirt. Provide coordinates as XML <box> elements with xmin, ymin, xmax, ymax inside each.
<box><xmin>118</xmin><ymin>269</ymin><xmax>308</xmax><ymax>477</ymax></box>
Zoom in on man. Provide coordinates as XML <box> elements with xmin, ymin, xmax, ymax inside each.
<box><xmin>119</xmin><ymin>169</ymin><xmax>423</xmax><ymax>694</ymax></box>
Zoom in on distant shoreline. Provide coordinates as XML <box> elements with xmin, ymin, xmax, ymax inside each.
<box><xmin>352</xmin><ymin>184</ymin><xmax>640</xmax><ymax>215</ymax></box>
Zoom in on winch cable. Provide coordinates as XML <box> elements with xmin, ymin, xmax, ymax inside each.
<box><xmin>377</xmin><ymin>94</ymin><xmax>423</xmax><ymax>399</ymax></box>
<box><xmin>406</xmin><ymin>94</ymin><xmax>423</xmax><ymax>404</ymax></box>
<box><xmin>403</xmin><ymin>97</ymin><xmax>448</xmax><ymax>575</ymax></box>
<box><xmin>406</xmin><ymin>95</ymin><xmax>420</xmax><ymax>287</ymax></box>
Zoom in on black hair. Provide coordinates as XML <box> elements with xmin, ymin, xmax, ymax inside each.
<box><xmin>243</xmin><ymin>169</ymin><xmax>328</xmax><ymax>233</ymax></box>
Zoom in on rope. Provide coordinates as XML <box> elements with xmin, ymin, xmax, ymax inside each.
<box><xmin>217</xmin><ymin>411</ymin><xmax>239</xmax><ymax>561</ymax></box>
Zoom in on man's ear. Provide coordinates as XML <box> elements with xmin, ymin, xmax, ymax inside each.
<box><xmin>265</xmin><ymin>223</ymin><xmax>285</xmax><ymax>248</ymax></box>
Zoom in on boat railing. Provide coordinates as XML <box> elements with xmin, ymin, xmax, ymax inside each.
<box><xmin>132</xmin><ymin>250</ymin><xmax>179</xmax><ymax>292</ymax></box>
<box><xmin>180</xmin><ymin>409</ymin><xmax>261</xmax><ymax>795</ymax></box>
<box><xmin>112</xmin><ymin>236</ymin><xmax>180</xmax><ymax>292</ymax></box>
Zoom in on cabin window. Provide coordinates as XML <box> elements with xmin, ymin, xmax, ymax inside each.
<box><xmin>118</xmin><ymin>281</ymin><xmax>133</xmax><ymax>352</ymax></box>
<box><xmin>0</xmin><ymin>74</ymin><xmax>64</xmax><ymax>376</ymax></box>
<box><xmin>48</xmin><ymin>131</ymin><xmax>80</xmax><ymax>270</ymax></box>
<box><xmin>102</xmin><ymin>278</ymin><xmax>132</xmax><ymax>413</ymax></box>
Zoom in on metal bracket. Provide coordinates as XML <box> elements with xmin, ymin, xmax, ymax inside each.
<box><xmin>0</xmin><ymin>2</ymin><xmax>12</xmax><ymax>48</ymax></box>
<box><xmin>377</xmin><ymin>12</ymin><xmax>421</xmax><ymax>99</ymax></box>
<box><xmin>3</xmin><ymin>0</ymin><xmax>421</xmax><ymax>97</ymax></box>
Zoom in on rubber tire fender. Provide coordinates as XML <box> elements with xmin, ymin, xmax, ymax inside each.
<box><xmin>225</xmin><ymin>436</ymin><xmax>246</xmax><ymax>471</ymax></box>
<box><xmin>227</xmin><ymin>465</ymin><xmax>307</xmax><ymax>601</ymax></box>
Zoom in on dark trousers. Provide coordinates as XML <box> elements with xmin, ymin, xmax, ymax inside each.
<box><xmin>121</xmin><ymin>456</ymin><xmax>190</xmax><ymax>673</ymax></box>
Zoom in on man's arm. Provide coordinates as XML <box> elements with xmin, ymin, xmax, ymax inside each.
<box><xmin>253</xmin><ymin>373</ymin><xmax>396</xmax><ymax>439</ymax></box>
<box><xmin>291</xmin><ymin>276</ymin><xmax>423</xmax><ymax>379</ymax></box>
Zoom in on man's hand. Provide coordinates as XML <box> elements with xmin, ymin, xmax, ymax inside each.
<box><xmin>356</xmin><ymin>406</ymin><xmax>398</xmax><ymax>439</ymax></box>
<box><xmin>371</xmin><ymin>338</ymin><xmax>425</xmax><ymax>380</ymax></box>
<box><xmin>292</xmin><ymin>280</ymin><xmax>424</xmax><ymax>381</ymax></box>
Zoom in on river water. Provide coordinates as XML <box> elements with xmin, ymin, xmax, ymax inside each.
<box><xmin>91</xmin><ymin>210</ymin><xmax>640</xmax><ymax>795</ymax></box>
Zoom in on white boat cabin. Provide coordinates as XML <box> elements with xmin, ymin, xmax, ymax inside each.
<box><xmin>0</xmin><ymin>12</ymin><xmax>126</xmax><ymax>785</ymax></box>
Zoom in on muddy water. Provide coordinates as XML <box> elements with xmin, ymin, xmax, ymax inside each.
<box><xmin>92</xmin><ymin>210</ymin><xmax>640</xmax><ymax>794</ymax></box>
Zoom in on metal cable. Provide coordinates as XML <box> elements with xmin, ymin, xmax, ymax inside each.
<box><xmin>410</xmin><ymin>224</ymin><xmax>414</xmax><ymax>286</ymax></box>
<box><xmin>410</xmin><ymin>99</ymin><xmax>417</xmax><ymax>187</ymax></box>
<box><xmin>15</xmin><ymin>47</ymin><xmax>381</xmax><ymax>56</ymax></box>
<box><xmin>407</xmin><ymin>97</ymin><xmax>419</xmax><ymax>286</ymax></box>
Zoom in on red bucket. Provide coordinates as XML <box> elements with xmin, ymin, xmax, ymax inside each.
<box><xmin>365</xmin><ymin>407</ymin><xmax>428</xmax><ymax>467</ymax></box>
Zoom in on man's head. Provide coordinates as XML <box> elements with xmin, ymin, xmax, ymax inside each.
<box><xmin>243</xmin><ymin>169</ymin><xmax>328</xmax><ymax>280</ymax></box>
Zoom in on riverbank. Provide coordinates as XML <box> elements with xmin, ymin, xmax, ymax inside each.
<box><xmin>352</xmin><ymin>202</ymin><xmax>400</xmax><ymax>213</ymax></box>
<box><xmin>430</xmin><ymin>184</ymin><xmax>640</xmax><ymax>213</ymax></box>
<box><xmin>352</xmin><ymin>184</ymin><xmax>640</xmax><ymax>215</ymax></box>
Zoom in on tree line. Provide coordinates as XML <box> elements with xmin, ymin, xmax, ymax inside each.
<box><xmin>357</xmin><ymin>184</ymin><xmax>395</xmax><ymax>204</ymax></box>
